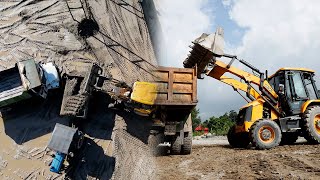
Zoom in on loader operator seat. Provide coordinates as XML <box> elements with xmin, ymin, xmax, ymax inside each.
<box><xmin>277</xmin><ymin>84</ymin><xmax>290</xmax><ymax>116</ymax></box>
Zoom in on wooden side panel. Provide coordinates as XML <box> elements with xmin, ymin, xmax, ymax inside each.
<box><xmin>154</xmin><ymin>66</ymin><xmax>197</xmax><ymax>105</ymax></box>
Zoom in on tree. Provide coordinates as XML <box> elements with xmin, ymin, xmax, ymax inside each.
<box><xmin>229</xmin><ymin>110</ymin><xmax>238</xmax><ymax>122</ymax></box>
<box><xmin>191</xmin><ymin>108</ymin><xmax>201</xmax><ymax>131</ymax></box>
<box><xmin>206</xmin><ymin>111</ymin><xmax>236</xmax><ymax>135</ymax></box>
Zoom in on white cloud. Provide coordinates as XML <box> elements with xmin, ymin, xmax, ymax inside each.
<box><xmin>229</xmin><ymin>0</ymin><xmax>320</xmax><ymax>73</ymax></box>
<box><xmin>155</xmin><ymin>0</ymin><xmax>213</xmax><ymax>67</ymax></box>
<box><xmin>222</xmin><ymin>0</ymin><xmax>232</xmax><ymax>7</ymax></box>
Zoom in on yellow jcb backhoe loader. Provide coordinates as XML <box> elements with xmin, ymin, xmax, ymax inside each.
<box><xmin>184</xmin><ymin>27</ymin><xmax>320</xmax><ymax>149</ymax></box>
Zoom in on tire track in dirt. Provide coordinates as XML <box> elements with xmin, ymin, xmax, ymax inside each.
<box><xmin>156</xmin><ymin>142</ymin><xmax>320</xmax><ymax>180</ymax></box>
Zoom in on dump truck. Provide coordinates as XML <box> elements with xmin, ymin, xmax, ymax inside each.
<box><xmin>184</xmin><ymin>27</ymin><xmax>320</xmax><ymax>149</ymax></box>
<box><xmin>109</xmin><ymin>67</ymin><xmax>197</xmax><ymax>155</ymax></box>
<box><xmin>0</xmin><ymin>59</ymin><xmax>60</xmax><ymax>108</ymax></box>
<box><xmin>148</xmin><ymin>66</ymin><xmax>197</xmax><ymax>155</ymax></box>
<box><xmin>60</xmin><ymin>61</ymin><xmax>102</xmax><ymax>119</ymax></box>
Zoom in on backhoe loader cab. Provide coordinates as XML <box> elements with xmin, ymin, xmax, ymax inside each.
<box><xmin>269</xmin><ymin>68</ymin><xmax>319</xmax><ymax>116</ymax></box>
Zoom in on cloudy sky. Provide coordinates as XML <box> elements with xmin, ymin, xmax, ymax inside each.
<box><xmin>155</xmin><ymin>0</ymin><xmax>320</xmax><ymax>120</ymax></box>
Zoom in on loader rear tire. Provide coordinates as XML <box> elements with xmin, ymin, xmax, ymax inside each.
<box><xmin>227</xmin><ymin>125</ymin><xmax>250</xmax><ymax>148</ymax></box>
<box><xmin>181</xmin><ymin>134</ymin><xmax>192</xmax><ymax>155</ymax></box>
<box><xmin>250</xmin><ymin>119</ymin><xmax>281</xmax><ymax>150</ymax></box>
<box><xmin>171</xmin><ymin>136</ymin><xmax>181</xmax><ymax>155</ymax></box>
<box><xmin>302</xmin><ymin>106</ymin><xmax>320</xmax><ymax>144</ymax></box>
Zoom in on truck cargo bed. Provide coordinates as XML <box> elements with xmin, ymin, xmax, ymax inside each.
<box><xmin>154</xmin><ymin>66</ymin><xmax>197</xmax><ymax>106</ymax></box>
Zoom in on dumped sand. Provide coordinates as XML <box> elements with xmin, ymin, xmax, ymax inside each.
<box><xmin>0</xmin><ymin>0</ymin><xmax>158</xmax><ymax>179</ymax></box>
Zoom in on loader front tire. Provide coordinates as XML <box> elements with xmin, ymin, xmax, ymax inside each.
<box><xmin>302</xmin><ymin>106</ymin><xmax>320</xmax><ymax>144</ymax></box>
<box><xmin>227</xmin><ymin>125</ymin><xmax>250</xmax><ymax>148</ymax></box>
<box><xmin>250</xmin><ymin>119</ymin><xmax>281</xmax><ymax>150</ymax></box>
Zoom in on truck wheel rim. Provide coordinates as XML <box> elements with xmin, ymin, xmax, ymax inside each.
<box><xmin>258</xmin><ymin>126</ymin><xmax>275</xmax><ymax>143</ymax></box>
<box><xmin>314</xmin><ymin>114</ymin><xmax>320</xmax><ymax>134</ymax></box>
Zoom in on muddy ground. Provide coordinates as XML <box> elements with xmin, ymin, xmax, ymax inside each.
<box><xmin>156</xmin><ymin>137</ymin><xmax>320</xmax><ymax>180</ymax></box>
<box><xmin>0</xmin><ymin>0</ymin><xmax>158</xmax><ymax>179</ymax></box>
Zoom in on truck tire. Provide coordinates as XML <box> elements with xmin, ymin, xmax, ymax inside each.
<box><xmin>171</xmin><ymin>136</ymin><xmax>181</xmax><ymax>155</ymax></box>
<box><xmin>302</xmin><ymin>106</ymin><xmax>320</xmax><ymax>144</ymax></box>
<box><xmin>280</xmin><ymin>132</ymin><xmax>298</xmax><ymax>145</ymax></box>
<box><xmin>148</xmin><ymin>133</ymin><xmax>161</xmax><ymax>156</ymax></box>
<box><xmin>227</xmin><ymin>125</ymin><xmax>250</xmax><ymax>148</ymax></box>
<box><xmin>181</xmin><ymin>134</ymin><xmax>192</xmax><ymax>155</ymax></box>
<box><xmin>250</xmin><ymin>119</ymin><xmax>281</xmax><ymax>150</ymax></box>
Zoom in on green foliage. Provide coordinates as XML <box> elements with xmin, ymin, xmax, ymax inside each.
<box><xmin>229</xmin><ymin>110</ymin><xmax>237</xmax><ymax>122</ymax></box>
<box><xmin>192</xmin><ymin>130</ymin><xmax>203</xmax><ymax>137</ymax></box>
<box><xmin>191</xmin><ymin>108</ymin><xmax>201</xmax><ymax>131</ymax></box>
<box><xmin>191</xmin><ymin>108</ymin><xmax>237</xmax><ymax>136</ymax></box>
<box><xmin>202</xmin><ymin>110</ymin><xmax>237</xmax><ymax>135</ymax></box>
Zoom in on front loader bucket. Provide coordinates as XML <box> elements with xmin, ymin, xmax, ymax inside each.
<box><xmin>183</xmin><ymin>27</ymin><xmax>225</xmax><ymax>79</ymax></box>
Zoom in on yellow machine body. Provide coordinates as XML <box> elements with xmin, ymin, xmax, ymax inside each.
<box><xmin>130</xmin><ymin>82</ymin><xmax>157</xmax><ymax>116</ymax></box>
<box><xmin>235</xmin><ymin>99</ymin><xmax>280</xmax><ymax>133</ymax></box>
<box><xmin>131</xmin><ymin>82</ymin><xmax>157</xmax><ymax>105</ymax></box>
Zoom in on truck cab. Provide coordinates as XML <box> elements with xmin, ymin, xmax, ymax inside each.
<box><xmin>0</xmin><ymin>59</ymin><xmax>60</xmax><ymax>108</ymax></box>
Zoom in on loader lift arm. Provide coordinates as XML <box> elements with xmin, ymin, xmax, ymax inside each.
<box><xmin>183</xmin><ymin>28</ymin><xmax>281</xmax><ymax>116</ymax></box>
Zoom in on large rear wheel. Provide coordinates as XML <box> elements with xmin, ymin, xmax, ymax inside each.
<box><xmin>250</xmin><ymin>119</ymin><xmax>281</xmax><ymax>150</ymax></box>
<box><xmin>227</xmin><ymin>125</ymin><xmax>250</xmax><ymax>148</ymax></box>
<box><xmin>302</xmin><ymin>106</ymin><xmax>320</xmax><ymax>144</ymax></box>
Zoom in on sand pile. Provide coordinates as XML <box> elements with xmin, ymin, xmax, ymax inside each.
<box><xmin>0</xmin><ymin>0</ymin><xmax>158</xmax><ymax>179</ymax></box>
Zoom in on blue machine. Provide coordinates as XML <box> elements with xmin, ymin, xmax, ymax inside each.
<box><xmin>50</xmin><ymin>152</ymin><xmax>66</xmax><ymax>173</ymax></box>
<box><xmin>48</xmin><ymin>124</ymin><xmax>84</xmax><ymax>174</ymax></box>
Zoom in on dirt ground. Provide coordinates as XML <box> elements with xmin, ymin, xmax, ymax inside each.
<box><xmin>155</xmin><ymin>137</ymin><xmax>320</xmax><ymax>180</ymax></box>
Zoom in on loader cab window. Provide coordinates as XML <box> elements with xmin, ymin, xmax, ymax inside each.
<box><xmin>268</xmin><ymin>72</ymin><xmax>285</xmax><ymax>93</ymax></box>
<box><xmin>315</xmin><ymin>75</ymin><xmax>320</xmax><ymax>97</ymax></box>
<box><xmin>285</xmin><ymin>71</ymin><xmax>309</xmax><ymax>115</ymax></box>
<box><xmin>269</xmin><ymin>72</ymin><xmax>289</xmax><ymax>114</ymax></box>
<box><xmin>303</xmin><ymin>73</ymin><xmax>318</xmax><ymax>100</ymax></box>
<box><xmin>290</xmin><ymin>72</ymin><xmax>307</xmax><ymax>99</ymax></box>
